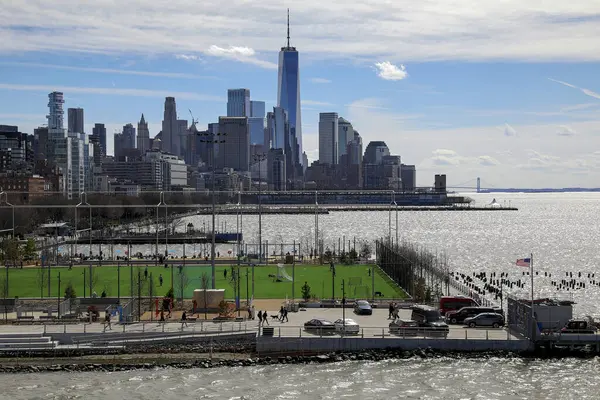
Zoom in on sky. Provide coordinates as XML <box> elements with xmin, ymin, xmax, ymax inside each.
<box><xmin>1</xmin><ymin>1</ymin><xmax>600</xmax><ymax>188</ymax></box>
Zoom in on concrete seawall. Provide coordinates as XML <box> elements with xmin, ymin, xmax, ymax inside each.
<box><xmin>257</xmin><ymin>337</ymin><xmax>532</xmax><ymax>355</ymax></box>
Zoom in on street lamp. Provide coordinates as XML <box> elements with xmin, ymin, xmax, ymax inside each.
<box><xmin>253</xmin><ymin>153</ymin><xmax>267</xmax><ymax>263</ymax></box>
<box><xmin>197</xmin><ymin>128</ymin><xmax>227</xmax><ymax>289</ymax></box>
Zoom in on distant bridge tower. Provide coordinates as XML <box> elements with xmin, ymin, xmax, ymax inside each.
<box><xmin>476</xmin><ymin>177</ymin><xmax>481</xmax><ymax>193</ymax></box>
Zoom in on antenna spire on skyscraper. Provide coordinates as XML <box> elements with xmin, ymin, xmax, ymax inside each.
<box><xmin>287</xmin><ymin>8</ymin><xmax>290</xmax><ymax>48</ymax></box>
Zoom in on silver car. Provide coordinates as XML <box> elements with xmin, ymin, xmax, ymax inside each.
<box><xmin>464</xmin><ymin>313</ymin><xmax>505</xmax><ymax>328</ymax></box>
<box><xmin>334</xmin><ymin>318</ymin><xmax>360</xmax><ymax>334</ymax></box>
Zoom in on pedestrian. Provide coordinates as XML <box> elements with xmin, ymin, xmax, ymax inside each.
<box><xmin>262</xmin><ymin>311</ymin><xmax>269</xmax><ymax>325</ymax></box>
<box><xmin>104</xmin><ymin>311</ymin><xmax>112</xmax><ymax>332</ymax></box>
<box><xmin>181</xmin><ymin>310</ymin><xmax>188</xmax><ymax>329</ymax></box>
<box><xmin>388</xmin><ymin>302</ymin><xmax>394</xmax><ymax>319</ymax></box>
<box><xmin>283</xmin><ymin>308</ymin><xmax>289</xmax><ymax>323</ymax></box>
<box><xmin>251</xmin><ymin>305</ymin><xmax>256</xmax><ymax>320</ymax></box>
<box><xmin>160</xmin><ymin>309</ymin><xmax>165</xmax><ymax>322</ymax></box>
<box><xmin>224</xmin><ymin>269</ymin><xmax>227</xmax><ymax>279</ymax></box>
<box><xmin>247</xmin><ymin>307</ymin><xmax>252</xmax><ymax>320</ymax></box>
<box><xmin>368</xmin><ymin>269</ymin><xmax>371</xmax><ymax>277</ymax></box>
<box><xmin>279</xmin><ymin>306</ymin><xmax>285</xmax><ymax>322</ymax></box>
<box><xmin>257</xmin><ymin>310</ymin><xmax>263</xmax><ymax>325</ymax></box>
<box><xmin>144</xmin><ymin>267</ymin><xmax>148</xmax><ymax>280</ymax></box>
<box><xmin>159</xmin><ymin>274</ymin><xmax>163</xmax><ymax>287</ymax></box>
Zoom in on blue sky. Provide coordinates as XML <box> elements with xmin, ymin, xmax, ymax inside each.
<box><xmin>1</xmin><ymin>1</ymin><xmax>600</xmax><ymax>188</ymax></box>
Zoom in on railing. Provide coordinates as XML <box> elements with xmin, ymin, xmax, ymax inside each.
<box><xmin>58</xmin><ymin>298</ymin><xmax>72</xmax><ymax>317</ymax></box>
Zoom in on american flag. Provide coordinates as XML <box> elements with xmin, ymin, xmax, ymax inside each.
<box><xmin>516</xmin><ymin>258</ymin><xmax>531</xmax><ymax>267</ymax></box>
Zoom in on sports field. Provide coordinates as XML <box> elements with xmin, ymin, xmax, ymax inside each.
<box><xmin>1</xmin><ymin>264</ymin><xmax>407</xmax><ymax>300</ymax></box>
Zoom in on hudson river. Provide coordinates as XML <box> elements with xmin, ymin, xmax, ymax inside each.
<box><xmin>22</xmin><ymin>193</ymin><xmax>600</xmax><ymax>399</ymax></box>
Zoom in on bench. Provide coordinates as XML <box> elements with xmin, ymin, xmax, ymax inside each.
<box><xmin>17</xmin><ymin>316</ymin><xmax>34</xmax><ymax>320</ymax></box>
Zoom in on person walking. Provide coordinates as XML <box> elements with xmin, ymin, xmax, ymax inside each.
<box><xmin>262</xmin><ymin>311</ymin><xmax>269</xmax><ymax>325</ymax></box>
<box><xmin>181</xmin><ymin>310</ymin><xmax>188</xmax><ymax>330</ymax></box>
<box><xmin>282</xmin><ymin>308</ymin><xmax>289</xmax><ymax>323</ymax></box>
<box><xmin>144</xmin><ymin>267</ymin><xmax>148</xmax><ymax>280</ymax></box>
<box><xmin>257</xmin><ymin>310</ymin><xmax>263</xmax><ymax>325</ymax></box>
<box><xmin>279</xmin><ymin>306</ymin><xmax>285</xmax><ymax>322</ymax></box>
<box><xmin>388</xmin><ymin>302</ymin><xmax>394</xmax><ymax>319</ymax></box>
<box><xmin>159</xmin><ymin>274</ymin><xmax>163</xmax><ymax>287</ymax></box>
<box><xmin>103</xmin><ymin>311</ymin><xmax>112</xmax><ymax>332</ymax></box>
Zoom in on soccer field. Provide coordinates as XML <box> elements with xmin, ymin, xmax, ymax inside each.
<box><xmin>2</xmin><ymin>264</ymin><xmax>407</xmax><ymax>300</ymax></box>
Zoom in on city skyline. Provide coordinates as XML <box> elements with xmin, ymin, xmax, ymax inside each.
<box><xmin>0</xmin><ymin>2</ymin><xmax>599</xmax><ymax>187</ymax></box>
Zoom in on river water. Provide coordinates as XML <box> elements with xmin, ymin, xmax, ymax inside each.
<box><xmin>18</xmin><ymin>193</ymin><xmax>600</xmax><ymax>398</ymax></box>
<box><xmin>2</xmin><ymin>357</ymin><xmax>600</xmax><ymax>399</ymax></box>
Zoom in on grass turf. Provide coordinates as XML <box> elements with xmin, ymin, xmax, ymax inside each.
<box><xmin>2</xmin><ymin>264</ymin><xmax>407</xmax><ymax>300</ymax></box>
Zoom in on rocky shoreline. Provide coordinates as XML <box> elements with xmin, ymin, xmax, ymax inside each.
<box><xmin>0</xmin><ymin>347</ymin><xmax>596</xmax><ymax>374</ymax></box>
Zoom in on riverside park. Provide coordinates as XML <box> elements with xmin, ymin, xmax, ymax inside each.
<box><xmin>1</xmin><ymin>263</ymin><xmax>407</xmax><ymax>301</ymax></box>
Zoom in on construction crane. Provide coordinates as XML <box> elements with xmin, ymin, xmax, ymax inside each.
<box><xmin>188</xmin><ymin>109</ymin><xmax>198</xmax><ymax>130</ymax></box>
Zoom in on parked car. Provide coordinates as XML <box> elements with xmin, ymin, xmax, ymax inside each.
<box><xmin>464</xmin><ymin>313</ymin><xmax>505</xmax><ymax>328</ymax></box>
<box><xmin>560</xmin><ymin>319</ymin><xmax>597</xmax><ymax>334</ymax></box>
<box><xmin>354</xmin><ymin>300</ymin><xmax>373</xmax><ymax>315</ymax></box>
<box><xmin>334</xmin><ymin>318</ymin><xmax>360</xmax><ymax>334</ymax></box>
<box><xmin>389</xmin><ymin>319</ymin><xmax>419</xmax><ymax>336</ymax></box>
<box><xmin>410</xmin><ymin>305</ymin><xmax>449</xmax><ymax>337</ymax></box>
<box><xmin>304</xmin><ymin>318</ymin><xmax>336</xmax><ymax>334</ymax></box>
<box><xmin>446</xmin><ymin>306</ymin><xmax>503</xmax><ymax>324</ymax></box>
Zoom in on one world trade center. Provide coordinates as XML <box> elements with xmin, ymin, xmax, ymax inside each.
<box><xmin>277</xmin><ymin>10</ymin><xmax>303</xmax><ymax>181</ymax></box>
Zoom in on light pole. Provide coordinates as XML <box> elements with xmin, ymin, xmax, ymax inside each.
<box><xmin>253</xmin><ymin>153</ymin><xmax>266</xmax><ymax>263</ymax></box>
<box><xmin>198</xmin><ymin>129</ymin><xmax>227</xmax><ymax>289</ymax></box>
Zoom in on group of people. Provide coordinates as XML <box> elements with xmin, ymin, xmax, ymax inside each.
<box><xmin>388</xmin><ymin>302</ymin><xmax>400</xmax><ymax>320</ymax></box>
<box><xmin>256</xmin><ymin>310</ymin><xmax>271</xmax><ymax>325</ymax></box>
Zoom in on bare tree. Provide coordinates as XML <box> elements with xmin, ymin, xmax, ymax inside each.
<box><xmin>36</xmin><ymin>267</ymin><xmax>47</xmax><ymax>298</ymax></box>
<box><xmin>200</xmin><ymin>272</ymin><xmax>210</xmax><ymax>320</ymax></box>
<box><xmin>176</xmin><ymin>266</ymin><xmax>189</xmax><ymax>305</ymax></box>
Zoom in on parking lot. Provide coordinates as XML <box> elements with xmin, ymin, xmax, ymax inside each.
<box><xmin>261</xmin><ymin>308</ymin><xmax>519</xmax><ymax>340</ymax></box>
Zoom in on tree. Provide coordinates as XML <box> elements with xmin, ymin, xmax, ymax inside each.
<box><xmin>22</xmin><ymin>239</ymin><xmax>37</xmax><ymax>261</ymax></box>
<box><xmin>64</xmin><ymin>282</ymin><xmax>77</xmax><ymax>299</ymax></box>
<box><xmin>36</xmin><ymin>267</ymin><xmax>47</xmax><ymax>298</ymax></box>
<box><xmin>176</xmin><ymin>267</ymin><xmax>189</xmax><ymax>305</ymax></box>
<box><xmin>301</xmin><ymin>281</ymin><xmax>311</xmax><ymax>302</ymax></box>
<box><xmin>360</xmin><ymin>241</ymin><xmax>372</xmax><ymax>260</ymax></box>
<box><xmin>413</xmin><ymin>277</ymin><xmax>426</xmax><ymax>302</ymax></box>
<box><xmin>200</xmin><ymin>272</ymin><xmax>210</xmax><ymax>320</ymax></box>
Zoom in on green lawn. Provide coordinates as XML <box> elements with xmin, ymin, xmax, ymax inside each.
<box><xmin>2</xmin><ymin>264</ymin><xmax>407</xmax><ymax>300</ymax></box>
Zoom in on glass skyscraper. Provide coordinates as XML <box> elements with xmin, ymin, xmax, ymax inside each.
<box><xmin>277</xmin><ymin>11</ymin><xmax>302</xmax><ymax>171</ymax></box>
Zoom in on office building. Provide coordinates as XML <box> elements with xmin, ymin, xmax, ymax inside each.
<box><xmin>277</xmin><ymin>10</ymin><xmax>303</xmax><ymax>167</ymax></box>
<box><xmin>250</xmin><ymin>101</ymin><xmax>265</xmax><ymax>118</ymax></box>
<box><xmin>217</xmin><ymin>117</ymin><xmax>249</xmax><ymax>171</ymax></box>
<box><xmin>0</xmin><ymin>125</ymin><xmax>33</xmax><ymax>173</ymax></box>
<box><xmin>92</xmin><ymin>123</ymin><xmax>107</xmax><ymax>157</ymax></box>
<box><xmin>161</xmin><ymin>97</ymin><xmax>180</xmax><ymax>156</ymax></box>
<box><xmin>363</xmin><ymin>141</ymin><xmax>390</xmax><ymax>165</ymax></box>
<box><xmin>266</xmin><ymin>107</ymin><xmax>289</xmax><ymax>150</ymax></box>
<box><xmin>337</xmin><ymin>117</ymin><xmax>353</xmax><ymax>163</ymax></box>
<box><xmin>137</xmin><ymin>114</ymin><xmax>150</xmax><ymax>154</ymax></box>
<box><xmin>318</xmin><ymin>112</ymin><xmax>338</xmax><ymax>165</ymax></box>
<box><xmin>122</xmin><ymin>123</ymin><xmax>136</xmax><ymax>150</ymax></box>
<box><xmin>33</xmin><ymin>126</ymin><xmax>49</xmax><ymax>164</ymax></box>
<box><xmin>401</xmin><ymin>164</ymin><xmax>416</xmax><ymax>191</ymax></box>
<box><xmin>177</xmin><ymin>119</ymin><xmax>188</xmax><ymax>157</ymax></box>
<box><xmin>227</xmin><ymin>89</ymin><xmax>250</xmax><ymax>117</ymax></box>
<box><xmin>67</xmin><ymin>108</ymin><xmax>84</xmax><ymax>134</ymax></box>
<box><xmin>267</xmin><ymin>148</ymin><xmax>286</xmax><ymax>191</ymax></box>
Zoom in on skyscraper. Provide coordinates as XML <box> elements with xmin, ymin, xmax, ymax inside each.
<box><xmin>277</xmin><ymin>10</ymin><xmax>302</xmax><ymax>168</ymax></box>
<box><xmin>161</xmin><ymin>97</ymin><xmax>179</xmax><ymax>156</ymax></box>
<box><xmin>92</xmin><ymin>123</ymin><xmax>107</xmax><ymax>157</ymax></box>
<box><xmin>337</xmin><ymin>117</ymin><xmax>353</xmax><ymax>163</ymax></box>
<box><xmin>266</xmin><ymin>107</ymin><xmax>288</xmax><ymax>150</ymax></box>
<box><xmin>122</xmin><ymin>123</ymin><xmax>136</xmax><ymax>150</ymax></box>
<box><xmin>47</xmin><ymin>92</ymin><xmax>65</xmax><ymax>132</ymax></box>
<box><xmin>67</xmin><ymin>108</ymin><xmax>84</xmax><ymax>134</ymax></box>
<box><xmin>217</xmin><ymin>117</ymin><xmax>250</xmax><ymax>171</ymax></box>
<box><xmin>250</xmin><ymin>101</ymin><xmax>265</xmax><ymax>118</ymax></box>
<box><xmin>318</xmin><ymin>112</ymin><xmax>339</xmax><ymax>165</ymax></box>
<box><xmin>227</xmin><ymin>89</ymin><xmax>250</xmax><ymax>117</ymax></box>
<box><xmin>137</xmin><ymin>114</ymin><xmax>150</xmax><ymax>154</ymax></box>
<box><xmin>249</xmin><ymin>100</ymin><xmax>266</xmax><ymax>146</ymax></box>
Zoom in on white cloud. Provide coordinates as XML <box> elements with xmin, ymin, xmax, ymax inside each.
<box><xmin>0</xmin><ymin>61</ymin><xmax>207</xmax><ymax>79</ymax></box>
<box><xmin>549</xmin><ymin>78</ymin><xmax>600</xmax><ymax>100</ymax></box>
<box><xmin>557</xmin><ymin>125</ymin><xmax>577</xmax><ymax>136</ymax></box>
<box><xmin>2</xmin><ymin>2</ymin><xmax>600</xmax><ymax>62</ymax></box>
<box><xmin>175</xmin><ymin>54</ymin><xmax>201</xmax><ymax>61</ymax></box>
<box><xmin>0</xmin><ymin>83</ymin><xmax>222</xmax><ymax>101</ymax></box>
<box><xmin>303</xmin><ymin>100</ymin><xmax>335</xmax><ymax>107</ymax></box>
<box><xmin>503</xmin><ymin>123</ymin><xmax>517</xmax><ymax>137</ymax></box>
<box><xmin>374</xmin><ymin>62</ymin><xmax>408</xmax><ymax>81</ymax></box>
<box><xmin>205</xmin><ymin>45</ymin><xmax>276</xmax><ymax>69</ymax></box>
<box><xmin>309</xmin><ymin>78</ymin><xmax>332</xmax><ymax>84</ymax></box>
<box><xmin>478</xmin><ymin>155</ymin><xmax>500</xmax><ymax>166</ymax></box>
